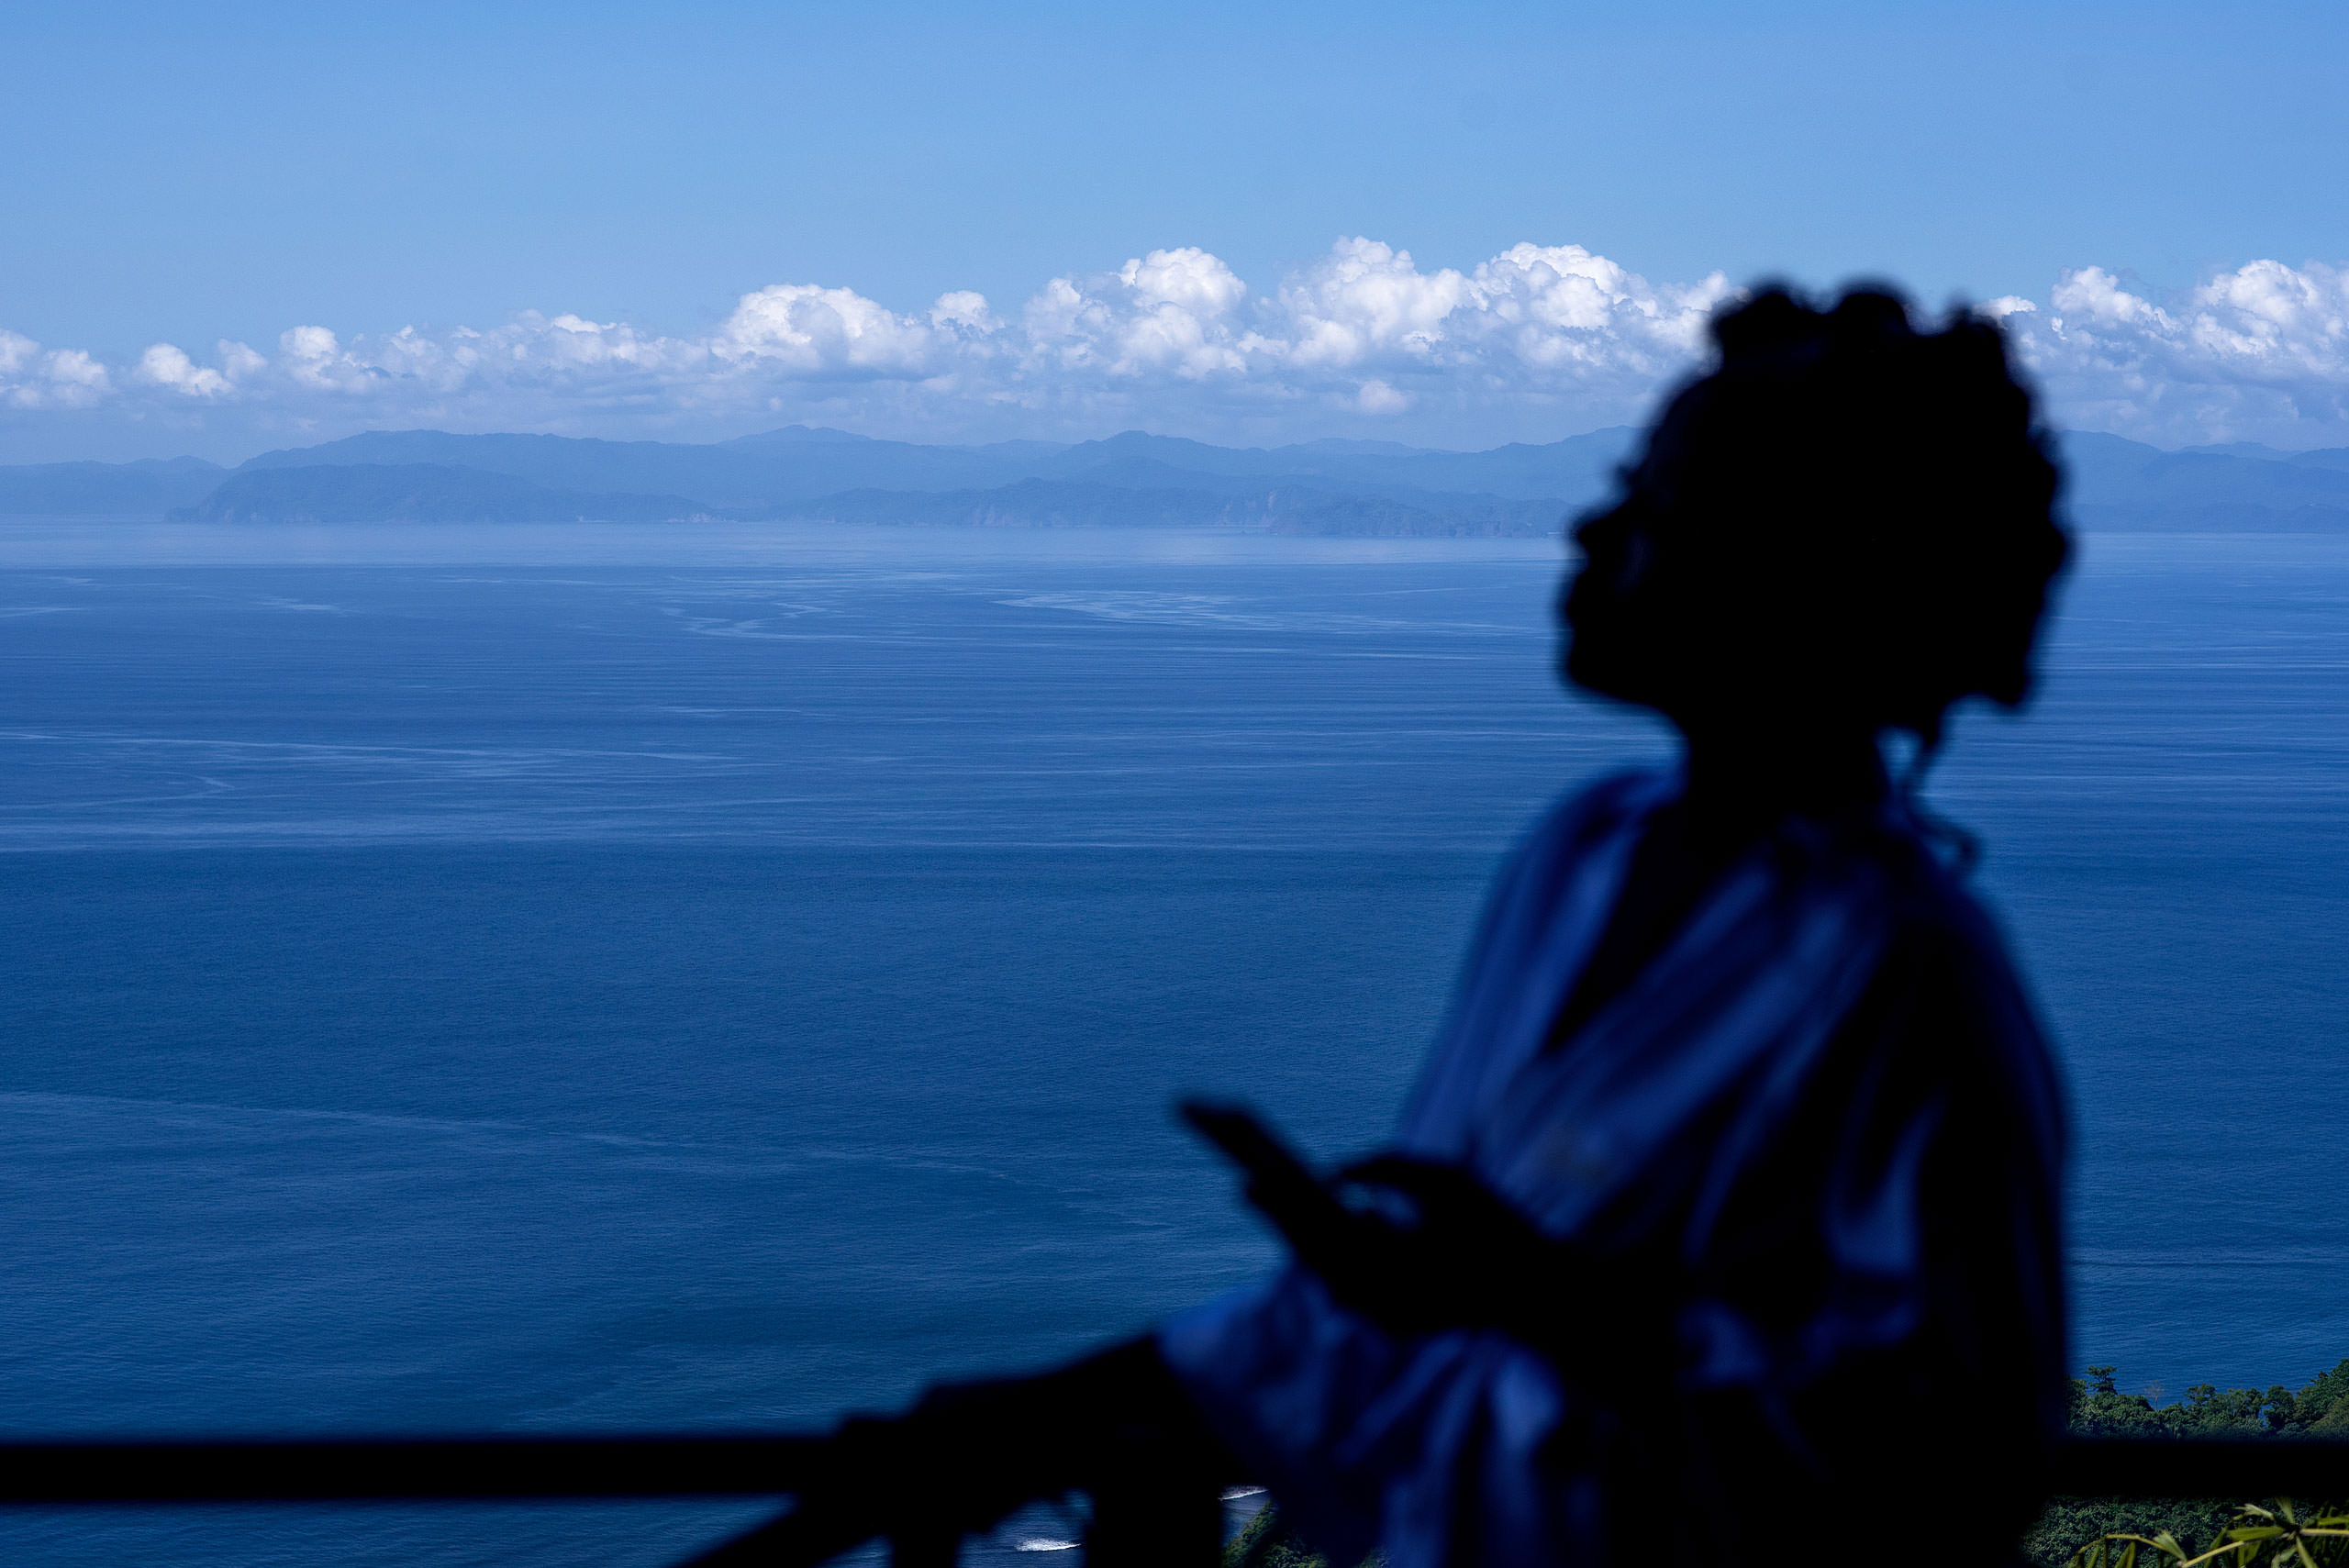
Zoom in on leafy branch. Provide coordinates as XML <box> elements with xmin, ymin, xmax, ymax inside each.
<box><xmin>2066</xmin><ymin>1499</ymin><xmax>2349</xmax><ymax>1568</ymax></box>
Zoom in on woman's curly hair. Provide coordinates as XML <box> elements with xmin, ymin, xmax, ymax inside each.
<box><xmin>1620</xmin><ymin>284</ymin><xmax>2070</xmax><ymax>744</ymax></box>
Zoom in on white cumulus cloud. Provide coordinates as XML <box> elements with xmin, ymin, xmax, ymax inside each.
<box><xmin>2</xmin><ymin>331</ymin><xmax>115</xmax><ymax>410</ymax></box>
<box><xmin>929</xmin><ymin>291</ymin><xmax>997</xmax><ymax>335</ymax></box>
<box><xmin>0</xmin><ymin>330</ymin><xmax>39</xmax><ymax>378</ymax></box>
<box><xmin>1275</xmin><ymin>238</ymin><xmax>1479</xmax><ymax>370</ymax></box>
<box><xmin>136</xmin><ymin>343</ymin><xmax>231</xmax><ymax>398</ymax></box>
<box><xmin>132</xmin><ymin>339</ymin><xmax>273</xmax><ymax>401</ymax></box>
<box><xmin>2000</xmin><ymin>260</ymin><xmax>2349</xmax><ymax>446</ymax></box>
<box><xmin>6</xmin><ymin>240</ymin><xmax>2349</xmax><ymax>453</ymax></box>
<box><xmin>715</xmin><ymin>283</ymin><xmax>935</xmax><ymax>376</ymax></box>
<box><xmin>1021</xmin><ymin>247</ymin><xmax>1253</xmax><ymax>380</ymax></box>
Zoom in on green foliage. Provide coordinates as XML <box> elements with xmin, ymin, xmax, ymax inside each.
<box><xmin>2058</xmin><ymin>1499</ymin><xmax>2349</xmax><ymax>1568</ymax></box>
<box><xmin>1222</xmin><ymin>1503</ymin><xmax>1354</xmax><ymax>1568</ymax></box>
<box><xmin>2030</xmin><ymin>1360</ymin><xmax>2349</xmax><ymax>1568</ymax></box>
<box><xmin>2031</xmin><ymin>1496</ymin><xmax>2243</xmax><ymax>1564</ymax></box>
<box><xmin>2070</xmin><ymin>1362</ymin><xmax>2349</xmax><ymax>1440</ymax></box>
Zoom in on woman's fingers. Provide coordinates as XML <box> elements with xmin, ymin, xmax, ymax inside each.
<box><xmin>1339</xmin><ymin>1154</ymin><xmax>1513</xmax><ymax>1222</ymax></box>
<box><xmin>1336</xmin><ymin>1152</ymin><xmax>1466</xmax><ymax>1193</ymax></box>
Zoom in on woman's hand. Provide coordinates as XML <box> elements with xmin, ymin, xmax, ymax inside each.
<box><xmin>1254</xmin><ymin>1152</ymin><xmax>1571</xmax><ymax>1340</ymax></box>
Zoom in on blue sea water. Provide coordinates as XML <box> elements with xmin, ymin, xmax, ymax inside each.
<box><xmin>0</xmin><ymin>520</ymin><xmax>2343</xmax><ymax>1565</ymax></box>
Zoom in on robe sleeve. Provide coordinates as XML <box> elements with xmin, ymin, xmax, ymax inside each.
<box><xmin>1153</xmin><ymin>803</ymin><xmax>1620</xmax><ymax>1567</ymax></box>
<box><xmin>1159</xmin><ymin>1267</ymin><xmax>1585</xmax><ymax>1567</ymax></box>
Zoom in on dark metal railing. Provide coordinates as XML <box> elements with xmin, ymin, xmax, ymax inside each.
<box><xmin>2053</xmin><ymin>1438</ymin><xmax>2349</xmax><ymax>1501</ymax></box>
<box><xmin>2</xmin><ymin>1433</ymin><xmax>2343</xmax><ymax>1565</ymax></box>
<box><xmin>0</xmin><ymin>1431</ymin><xmax>1221</xmax><ymax>1567</ymax></box>
<box><xmin>0</xmin><ymin>1433</ymin><xmax>821</xmax><ymax>1504</ymax></box>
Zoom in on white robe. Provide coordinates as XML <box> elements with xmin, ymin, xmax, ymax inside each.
<box><xmin>1159</xmin><ymin>767</ymin><xmax>2068</xmax><ymax>1567</ymax></box>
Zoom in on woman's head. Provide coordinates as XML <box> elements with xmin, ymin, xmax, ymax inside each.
<box><xmin>1563</xmin><ymin>285</ymin><xmax>2069</xmax><ymax>747</ymax></box>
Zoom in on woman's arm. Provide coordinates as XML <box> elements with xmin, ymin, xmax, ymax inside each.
<box><xmin>753</xmin><ymin>1337</ymin><xmax>1238</xmax><ymax>1565</ymax></box>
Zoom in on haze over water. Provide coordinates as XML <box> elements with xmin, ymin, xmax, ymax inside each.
<box><xmin>0</xmin><ymin>520</ymin><xmax>2343</xmax><ymax>1566</ymax></box>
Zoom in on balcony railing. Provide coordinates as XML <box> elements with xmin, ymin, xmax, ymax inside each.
<box><xmin>3</xmin><ymin>1433</ymin><xmax>2344</xmax><ymax>1566</ymax></box>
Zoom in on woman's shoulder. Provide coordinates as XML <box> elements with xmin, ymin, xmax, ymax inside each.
<box><xmin>1443</xmin><ymin>766</ymin><xmax>1675</xmax><ymax>1000</ymax></box>
<box><xmin>1868</xmin><ymin>815</ymin><xmax>2021</xmax><ymax>964</ymax></box>
<box><xmin>1843</xmin><ymin>814</ymin><xmax>2069</xmax><ymax>1156</ymax></box>
<box><xmin>1517</xmin><ymin>764</ymin><xmax>1676</xmax><ymax>864</ymax></box>
<box><xmin>1778</xmin><ymin>796</ymin><xmax>1999</xmax><ymax>932</ymax></box>
<box><xmin>1782</xmin><ymin>801</ymin><xmax>2054</xmax><ymax>1046</ymax></box>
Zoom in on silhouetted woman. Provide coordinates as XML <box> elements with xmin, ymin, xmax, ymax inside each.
<box><xmin>755</xmin><ymin>287</ymin><xmax>2073</xmax><ymax>1568</ymax></box>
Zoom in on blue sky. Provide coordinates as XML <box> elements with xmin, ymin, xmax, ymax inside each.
<box><xmin>5</xmin><ymin>0</ymin><xmax>2346</xmax><ymax>459</ymax></box>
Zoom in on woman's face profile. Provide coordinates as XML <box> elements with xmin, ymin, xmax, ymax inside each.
<box><xmin>1559</xmin><ymin>477</ymin><xmax>1831</xmax><ymax>740</ymax></box>
<box><xmin>1559</xmin><ymin>494</ymin><xmax>1683</xmax><ymax>714</ymax></box>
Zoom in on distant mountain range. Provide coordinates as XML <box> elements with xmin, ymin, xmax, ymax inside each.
<box><xmin>4</xmin><ymin>424</ymin><xmax>2347</xmax><ymax>533</ymax></box>
<box><xmin>2059</xmin><ymin>433</ymin><xmax>2349</xmax><ymax>529</ymax></box>
<box><xmin>183</xmin><ymin>464</ymin><xmax>709</xmax><ymax>525</ymax></box>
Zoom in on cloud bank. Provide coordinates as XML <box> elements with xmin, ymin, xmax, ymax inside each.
<box><xmin>6</xmin><ymin>238</ymin><xmax>2348</xmax><ymax>458</ymax></box>
<box><xmin>1987</xmin><ymin>261</ymin><xmax>2349</xmax><ymax>448</ymax></box>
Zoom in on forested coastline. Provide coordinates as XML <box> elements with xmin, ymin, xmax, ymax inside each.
<box><xmin>2026</xmin><ymin>1359</ymin><xmax>2349</xmax><ymax>1565</ymax></box>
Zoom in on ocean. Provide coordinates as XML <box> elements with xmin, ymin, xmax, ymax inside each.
<box><xmin>0</xmin><ymin>520</ymin><xmax>2343</xmax><ymax>1566</ymax></box>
